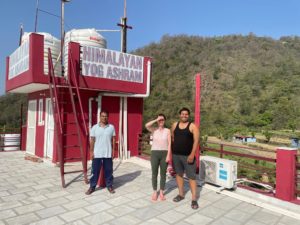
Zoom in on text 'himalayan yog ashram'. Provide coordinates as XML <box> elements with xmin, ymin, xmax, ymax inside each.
<box><xmin>82</xmin><ymin>46</ymin><xmax>143</xmax><ymax>83</ymax></box>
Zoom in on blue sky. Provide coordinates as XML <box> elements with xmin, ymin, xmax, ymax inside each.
<box><xmin>1</xmin><ymin>0</ymin><xmax>300</xmax><ymax>95</ymax></box>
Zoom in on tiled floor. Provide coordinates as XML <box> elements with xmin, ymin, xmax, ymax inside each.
<box><xmin>0</xmin><ymin>151</ymin><xmax>299</xmax><ymax>225</ymax></box>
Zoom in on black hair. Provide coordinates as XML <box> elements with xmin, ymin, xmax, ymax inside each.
<box><xmin>158</xmin><ymin>113</ymin><xmax>166</xmax><ymax>120</ymax></box>
<box><xmin>100</xmin><ymin>110</ymin><xmax>109</xmax><ymax>116</ymax></box>
<box><xmin>179</xmin><ymin>107</ymin><xmax>190</xmax><ymax>115</ymax></box>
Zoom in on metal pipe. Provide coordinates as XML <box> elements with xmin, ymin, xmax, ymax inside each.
<box><xmin>123</xmin><ymin>97</ymin><xmax>128</xmax><ymax>159</ymax></box>
<box><xmin>88</xmin><ymin>98</ymin><xmax>94</xmax><ymax>130</ymax></box>
<box><xmin>61</xmin><ymin>0</ymin><xmax>64</xmax><ymax>76</ymax></box>
<box><xmin>95</xmin><ymin>29</ymin><xmax>120</xmax><ymax>32</ymax></box>
<box><xmin>34</xmin><ymin>0</ymin><xmax>39</xmax><ymax>32</ymax></box>
<box><xmin>19</xmin><ymin>24</ymin><xmax>24</xmax><ymax>46</ymax></box>
<box><xmin>97</xmin><ymin>94</ymin><xmax>102</xmax><ymax>123</ymax></box>
<box><xmin>118</xmin><ymin>98</ymin><xmax>123</xmax><ymax>159</ymax></box>
<box><xmin>19</xmin><ymin>104</ymin><xmax>23</xmax><ymax>150</ymax></box>
<box><xmin>60</xmin><ymin>0</ymin><xmax>71</xmax><ymax>76</ymax></box>
<box><xmin>121</xmin><ymin>17</ymin><xmax>127</xmax><ymax>53</ymax></box>
<box><xmin>124</xmin><ymin>0</ymin><xmax>127</xmax><ymax>18</ymax></box>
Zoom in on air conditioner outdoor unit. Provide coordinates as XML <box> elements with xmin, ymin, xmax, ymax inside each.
<box><xmin>200</xmin><ymin>156</ymin><xmax>237</xmax><ymax>189</ymax></box>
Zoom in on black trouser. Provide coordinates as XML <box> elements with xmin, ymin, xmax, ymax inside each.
<box><xmin>151</xmin><ymin>150</ymin><xmax>168</xmax><ymax>191</ymax></box>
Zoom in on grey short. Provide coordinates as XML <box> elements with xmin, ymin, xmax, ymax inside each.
<box><xmin>172</xmin><ymin>154</ymin><xmax>197</xmax><ymax>180</ymax></box>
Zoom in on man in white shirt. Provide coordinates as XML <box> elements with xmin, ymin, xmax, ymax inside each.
<box><xmin>85</xmin><ymin>110</ymin><xmax>116</xmax><ymax>195</ymax></box>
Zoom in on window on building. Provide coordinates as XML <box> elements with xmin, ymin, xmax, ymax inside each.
<box><xmin>38</xmin><ymin>99</ymin><xmax>44</xmax><ymax>126</ymax></box>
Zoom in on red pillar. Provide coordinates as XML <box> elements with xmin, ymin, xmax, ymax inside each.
<box><xmin>194</xmin><ymin>74</ymin><xmax>201</xmax><ymax>172</ymax></box>
<box><xmin>275</xmin><ymin>147</ymin><xmax>297</xmax><ymax>201</ymax></box>
<box><xmin>97</xmin><ymin>165</ymin><xmax>106</xmax><ymax>188</ymax></box>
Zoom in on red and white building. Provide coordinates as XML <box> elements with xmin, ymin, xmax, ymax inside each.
<box><xmin>5</xmin><ymin>32</ymin><xmax>151</xmax><ymax>172</ymax></box>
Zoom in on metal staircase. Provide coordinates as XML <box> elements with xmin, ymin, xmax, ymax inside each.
<box><xmin>48</xmin><ymin>48</ymin><xmax>88</xmax><ymax>188</ymax></box>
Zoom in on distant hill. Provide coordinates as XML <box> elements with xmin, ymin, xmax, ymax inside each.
<box><xmin>133</xmin><ymin>34</ymin><xmax>300</xmax><ymax>137</ymax></box>
<box><xmin>1</xmin><ymin>34</ymin><xmax>300</xmax><ymax>138</ymax></box>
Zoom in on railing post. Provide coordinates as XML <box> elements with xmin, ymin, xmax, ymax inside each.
<box><xmin>137</xmin><ymin>134</ymin><xmax>142</xmax><ymax>155</ymax></box>
<box><xmin>194</xmin><ymin>74</ymin><xmax>201</xmax><ymax>172</ymax></box>
<box><xmin>275</xmin><ymin>147</ymin><xmax>297</xmax><ymax>201</ymax></box>
<box><xmin>220</xmin><ymin>144</ymin><xmax>224</xmax><ymax>158</ymax></box>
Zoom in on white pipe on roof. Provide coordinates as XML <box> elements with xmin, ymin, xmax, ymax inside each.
<box><xmin>88</xmin><ymin>97</ymin><xmax>94</xmax><ymax>130</ymax></box>
<box><xmin>123</xmin><ymin>97</ymin><xmax>128</xmax><ymax>159</ymax></box>
<box><xmin>118</xmin><ymin>98</ymin><xmax>123</xmax><ymax>160</ymax></box>
<box><xmin>97</xmin><ymin>94</ymin><xmax>102</xmax><ymax>124</ymax></box>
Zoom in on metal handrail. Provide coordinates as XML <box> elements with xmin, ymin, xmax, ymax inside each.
<box><xmin>48</xmin><ymin>48</ymin><xmax>65</xmax><ymax>187</ymax></box>
<box><xmin>68</xmin><ymin>49</ymin><xmax>88</xmax><ymax>136</ymax></box>
<box><xmin>48</xmin><ymin>49</ymin><xmax>63</xmax><ymax>134</ymax></box>
<box><xmin>203</xmin><ymin>146</ymin><xmax>276</xmax><ymax>162</ymax></box>
<box><xmin>65</xmin><ymin>46</ymin><xmax>88</xmax><ymax>185</ymax></box>
<box><xmin>207</xmin><ymin>141</ymin><xmax>276</xmax><ymax>153</ymax></box>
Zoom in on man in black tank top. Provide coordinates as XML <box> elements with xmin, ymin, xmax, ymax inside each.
<box><xmin>171</xmin><ymin>107</ymin><xmax>199</xmax><ymax>209</ymax></box>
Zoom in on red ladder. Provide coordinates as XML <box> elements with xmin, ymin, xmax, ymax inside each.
<box><xmin>48</xmin><ymin>48</ymin><xmax>88</xmax><ymax>188</ymax></box>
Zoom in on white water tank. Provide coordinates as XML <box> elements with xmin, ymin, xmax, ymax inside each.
<box><xmin>63</xmin><ymin>28</ymin><xmax>107</xmax><ymax>76</ymax></box>
<box><xmin>22</xmin><ymin>32</ymin><xmax>62</xmax><ymax>76</ymax></box>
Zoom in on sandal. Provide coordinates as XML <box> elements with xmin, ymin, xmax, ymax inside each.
<box><xmin>191</xmin><ymin>200</ymin><xmax>199</xmax><ymax>209</ymax></box>
<box><xmin>173</xmin><ymin>195</ymin><xmax>184</xmax><ymax>202</ymax></box>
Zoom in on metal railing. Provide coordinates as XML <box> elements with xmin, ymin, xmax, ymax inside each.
<box><xmin>137</xmin><ymin>136</ymin><xmax>300</xmax><ymax>199</ymax></box>
<box><xmin>138</xmin><ymin>133</ymin><xmax>152</xmax><ymax>155</ymax></box>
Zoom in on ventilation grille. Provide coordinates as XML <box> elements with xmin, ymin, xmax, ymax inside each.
<box><xmin>203</xmin><ymin>160</ymin><xmax>217</xmax><ymax>184</ymax></box>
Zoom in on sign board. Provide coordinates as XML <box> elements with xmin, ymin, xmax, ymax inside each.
<box><xmin>8</xmin><ymin>40</ymin><xmax>29</xmax><ymax>79</ymax></box>
<box><xmin>81</xmin><ymin>46</ymin><xmax>144</xmax><ymax>83</ymax></box>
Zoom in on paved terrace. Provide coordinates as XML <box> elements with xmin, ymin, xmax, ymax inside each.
<box><xmin>0</xmin><ymin>151</ymin><xmax>300</xmax><ymax>225</ymax></box>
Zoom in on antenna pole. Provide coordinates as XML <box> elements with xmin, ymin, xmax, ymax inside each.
<box><xmin>117</xmin><ymin>0</ymin><xmax>132</xmax><ymax>160</ymax></box>
<box><xmin>19</xmin><ymin>24</ymin><xmax>24</xmax><ymax>46</ymax></box>
<box><xmin>61</xmin><ymin>0</ymin><xmax>65</xmax><ymax>76</ymax></box>
<box><xmin>34</xmin><ymin>0</ymin><xmax>39</xmax><ymax>32</ymax></box>
<box><xmin>60</xmin><ymin>1</ymin><xmax>71</xmax><ymax>76</ymax></box>
<box><xmin>117</xmin><ymin>0</ymin><xmax>132</xmax><ymax>53</ymax></box>
<box><xmin>124</xmin><ymin>0</ymin><xmax>126</xmax><ymax>18</ymax></box>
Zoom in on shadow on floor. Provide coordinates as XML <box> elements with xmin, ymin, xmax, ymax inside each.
<box><xmin>113</xmin><ymin>170</ymin><xmax>142</xmax><ymax>189</ymax></box>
